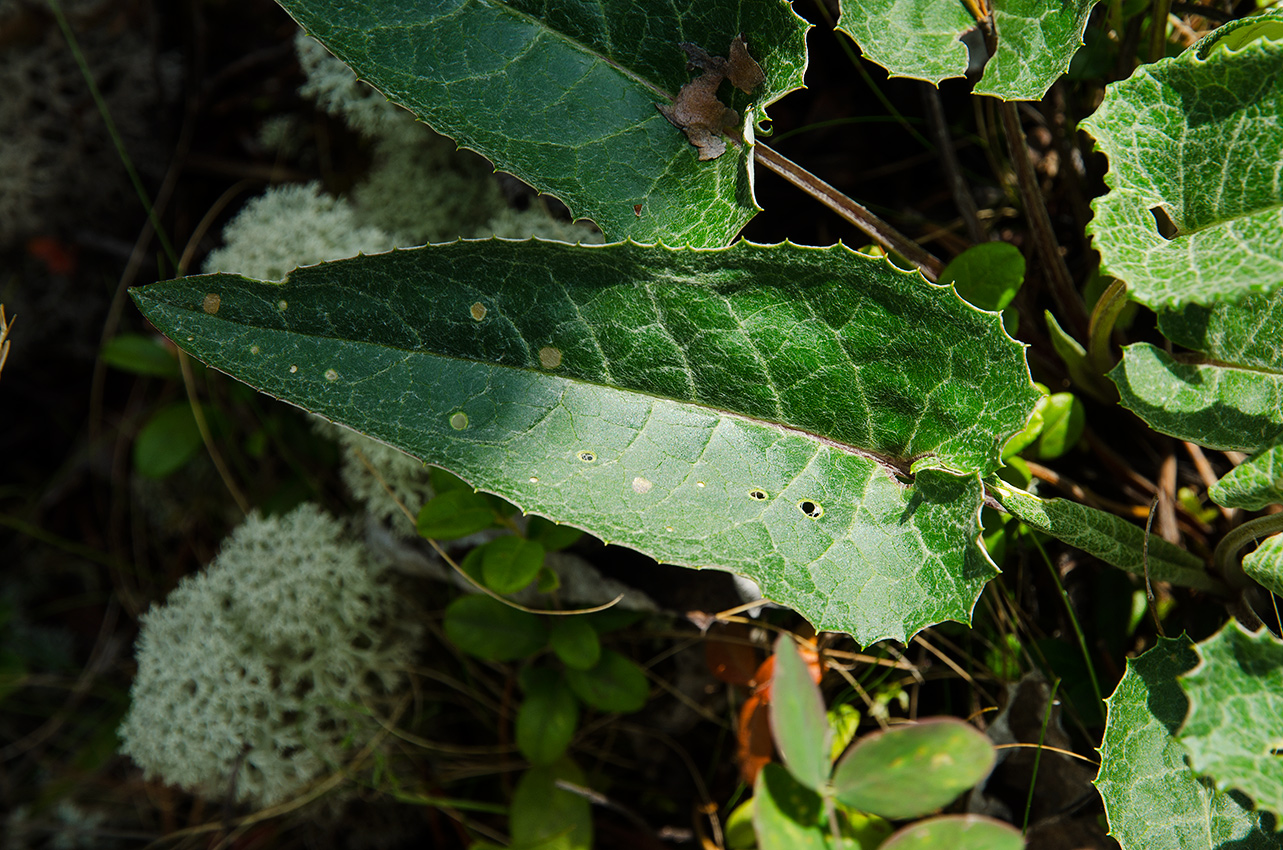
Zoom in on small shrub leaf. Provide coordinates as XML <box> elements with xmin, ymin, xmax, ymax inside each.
<box><xmin>549</xmin><ymin>617</ymin><xmax>601</xmax><ymax>671</ymax></box>
<box><xmin>831</xmin><ymin>718</ymin><xmax>994</xmax><ymax>820</ymax></box>
<box><xmin>416</xmin><ymin>490</ymin><xmax>495</xmax><ymax>540</ymax></box>
<box><xmin>564</xmin><ymin>650</ymin><xmax>648</xmax><ymax>713</ymax></box>
<box><xmin>517</xmin><ymin>670</ymin><xmax>580</xmax><ymax>766</ymax></box>
<box><xmin>480</xmin><ymin>536</ymin><xmax>546</xmax><ymax>594</ymax></box>
<box><xmin>443</xmin><ymin>595</ymin><xmax>547</xmax><ymax>661</ymax></box>
<box><xmin>768</xmin><ymin>634</ymin><xmax>832</xmax><ymax>792</ymax></box>
<box><xmin>878</xmin><ymin>815</ymin><xmax>1024</xmax><ymax>850</ymax></box>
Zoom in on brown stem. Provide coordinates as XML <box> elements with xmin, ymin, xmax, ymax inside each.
<box><xmin>753</xmin><ymin>143</ymin><xmax>944</xmax><ymax>281</ymax></box>
<box><xmin>997</xmin><ymin>101</ymin><xmax>1088</xmax><ymax>340</ymax></box>
<box><xmin>921</xmin><ymin>84</ymin><xmax>986</xmax><ymax>244</ymax></box>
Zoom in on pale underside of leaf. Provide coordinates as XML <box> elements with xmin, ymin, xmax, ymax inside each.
<box><xmin>990</xmin><ymin>480</ymin><xmax>1222</xmax><ymax>591</ymax></box>
<box><xmin>1110</xmin><ymin>344</ymin><xmax>1283</xmax><ymax>453</ymax></box>
<box><xmin>835</xmin><ymin>0</ymin><xmax>1097</xmax><ymax>100</ymax></box>
<box><xmin>1242</xmin><ymin>533</ymin><xmax>1283</xmax><ymax>597</ymax></box>
<box><xmin>1096</xmin><ymin>635</ymin><xmax>1278</xmax><ymax>850</ymax></box>
<box><xmin>274</xmin><ymin>0</ymin><xmax>809</xmax><ymax>246</ymax></box>
<box><xmin>1210</xmin><ymin>444</ymin><xmax>1283</xmax><ymax>510</ymax></box>
<box><xmin>1179</xmin><ymin>622</ymin><xmax>1283</xmax><ymax>829</ymax></box>
<box><xmin>1082</xmin><ymin>30</ymin><xmax>1283</xmax><ymax>308</ymax></box>
<box><xmin>131</xmin><ymin>240</ymin><xmax>1038</xmax><ymax>644</ymax></box>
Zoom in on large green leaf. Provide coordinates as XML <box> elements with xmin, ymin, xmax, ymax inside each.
<box><xmin>835</xmin><ymin>0</ymin><xmax>1098</xmax><ymax>100</ymax></box>
<box><xmin>131</xmin><ymin>240</ymin><xmax>1040</xmax><ymax>644</ymax></box>
<box><xmin>1110</xmin><ymin>345</ymin><xmax>1283</xmax><ymax>453</ymax></box>
<box><xmin>988</xmin><ymin>480</ymin><xmax>1223</xmax><ymax>592</ymax></box>
<box><xmin>1095</xmin><ymin>635</ymin><xmax>1278</xmax><ymax>850</ymax></box>
<box><xmin>1081</xmin><ymin>13</ymin><xmax>1283</xmax><ymax>308</ymax></box>
<box><xmin>1180</xmin><ymin>622</ymin><xmax>1283</xmax><ymax>826</ymax></box>
<box><xmin>275</xmin><ymin>0</ymin><xmax>808</xmax><ymax>247</ymax></box>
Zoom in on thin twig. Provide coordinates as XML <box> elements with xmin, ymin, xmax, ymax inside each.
<box><xmin>178</xmin><ymin>350</ymin><xmax>251</xmax><ymax>515</ymax></box>
<box><xmin>754</xmin><ymin>143</ymin><xmax>944</xmax><ymax>281</ymax></box>
<box><xmin>997</xmin><ymin>101</ymin><xmax>1087</xmax><ymax>340</ymax></box>
<box><xmin>921</xmin><ymin>84</ymin><xmax>986</xmax><ymax>244</ymax></box>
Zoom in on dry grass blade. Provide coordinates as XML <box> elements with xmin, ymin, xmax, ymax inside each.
<box><xmin>0</xmin><ymin>305</ymin><xmax>13</xmax><ymax>379</ymax></box>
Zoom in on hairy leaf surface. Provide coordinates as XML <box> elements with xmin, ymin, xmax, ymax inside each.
<box><xmin>1180</xmin><ymin>623</ymin><xmax>1283</xmax><ymax>829</ymax></box>
<box><xmin>989</xmin><ymin>480</ymin><xmax>1222</xmax><ymax>591</ymax></box>
<box><xmin>835</xmin><ymin>0</ymin><xmax>1097</xmax><ymax>100</ymax></box>
<box><xmin>1096</xmin><ymin>636</ymin><xmax>1278</xmax><ymax>850</ymax></box>
<box><xmin>1081</xmin><ymin>13</ymin><xmax>1283</xmax><ymax>307</ymax></box>
<box><xmin>1242</xmin><ymin>533</ymin><xmax>1283</xmax><ymax>598</ymax></box>
<box><xmin>275</xmin><ymin>0</ymin><xmax>808</xmax><ymax>246</ymax></box>
<box><xmin>132</xmin><ymin>240</ymin><xmax>1040</xmax><ymax>644</ymax></box>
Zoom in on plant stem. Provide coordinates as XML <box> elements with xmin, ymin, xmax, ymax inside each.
<box><xmin>753</xmin><ymin>143</ymin><xmax>944</xmax><ymax>281</ymax></box>
<box><xmin>1213</xmin><ymin>512</ymin><xmax>1283</xmax><ymax>588</ymax></box>
<box><xmin>1087</xmin><ymin>277</ymin><xmax>1129</xmax><ymax>376</ymax></box>
<box><xmin>1149</xmin><ymin>0</ymin><xmax>1175</xmax><ymax>63</ymax></box>
<box><xmin>997</xmin><ymin>101</ymin><xmax>1088</xmax><ymax>341</ymax></box>
<box><xmin>1022</xmin><ymin>677</ymin><xmax>1060</xmax><ymax>835</ymax></box>
<box><xmin>1028</xmin><ymin>531</ymin><xmax>1105</xmax><ymax>722</ymax></box>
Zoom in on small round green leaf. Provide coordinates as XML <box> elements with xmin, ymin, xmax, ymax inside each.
<box><xmin>940</xmin><ymin>242</ymin><xmax>1026</xmax><ymax>314</ymax></box>
<box><xmin>831</xmin><ymin>718</ymin><xmax>995</xmax><ymax>820</ymax></box>
<box><xmin>879</xmin><ymin>815</ymin><xmax>1024</xmax><ymax>850</ymax></box>
<box><xmin>480</xmin><ymin>536</ymin><xmax>546</xmax><ymax>594</ymax></box>
<box><xmin>1034</xmin><ymin>392</ymin><xmax>1084</xmax><ymax>460</ymax></box>
<box><xmin>564</xmin><ymin>650</ymin><xmax>648</xmax><ymax>713</ymax></box>
<box><xmin>517</xmin><ymin>669</ymin><xmax>580</xmax><ymax>766</ymax></box>
<box><xmin>100</xmin><ymin>333</ymin><xmax>180</xmax><ymax>378</ymax></box>
<box><xmin>416</xmin><ymin>490</ymin><xmax>495</xmax><ymax>540</ymax></box>
<box><xmin>527</xmin><ymin>516</ymin><xmax>584</xmax><ymax>551</ymax></box>
<box><xmin>753</xmin><ymin>763</ymin><xmax>827</xmax><ymax>850</ymax></box>
<box><xmin>443</xmin><ymin>595</ymin><xmax>547</xmax><ymax>661</ymax></box>
<box><xmin>549</xmin><ymin>616</ymin><xmax>601</xmax><ymax>671</ymax></box>
<box><xmin>510</xmin><ymin>757</ymin><xmax>593</xmax><ymax>850</ymax></box>
<box><xmin>133</xmin><ymin>402</ymin><xmax>204</xmax><ymax>479</ymax></box>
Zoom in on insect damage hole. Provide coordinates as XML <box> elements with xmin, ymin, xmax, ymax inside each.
<box><xmin>577</xmin><ymin>450</ymin><xmax>597</xmax><ymax>463</ymax></box>
<box><xmin>1149</xmin><ymin>205</ymin><xmax>1180</xmax><ymax>240</ymax></box>
<box><xmin>324</xmin><ymin>369</ymin><xmax>338</xmax><ymax>382</ymax></box>
<box><xmin>797</xmin><ymin>499</ymin><xmax>824</xmax><ymax>519</ymax></box>
<box><xmin>747</xmin><ymin>487</ymin><xmax>768</xmax><ymax>501</ymax></box>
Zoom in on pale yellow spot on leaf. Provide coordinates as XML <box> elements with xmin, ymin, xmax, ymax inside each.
<box><xmin>449</xmin><ymin>412</ymin><xmax>469</xmax><ymax>430</ymax></box>
<box><xmin>539</xmin><ymin>346</ymin><xmax>562</xmax><ymax>369</ymax></box>
<box><xmin>277</xmin><ymin>300</ymin><xmax>288</xmax><ymax>311</ymax></box>
<box><xmin>289</xmin><ymin>365</ymin><xmax>298</xmax><ymax>374</ymax></box>
<box><xmin>324</xmin><ymin>369</ymin><xmax>339</xmax><ymax>381</ymax></box>
<box><xmin>632</xmin><ymin>476</ymin><xmax>653</xmax><ymax>494</ymax></box>
<box><xmin>202</xmin><ymin>293</ymin><xmax>220</xmax><ymax>314</ymax></box>
<box><xmin>470</xmin><ymin>302</ymin><xmax>487</xmax><ymax>321</ymax></box>
<box><xmin>249</xmin><ymin>345</ymin><xmax>260</xmax><ymax>355</ymax></box>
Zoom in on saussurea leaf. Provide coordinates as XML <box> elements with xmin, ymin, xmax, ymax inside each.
<box><xmin>274</xmin><ymin>0</ymin><xmax>809</xmax><ymax>246</ymax></box>
<box><xmin>1095</xmin><ymin>635</ymin><xmax>1278</xmax><ymax>850</ymax></box>
<box><xmin>1212</xmin><ymin>444</ymin><xmax>1283</xmax><ymax>510</ymax></box>
<box><xmin>835</xmin><ymin>0</ymin><xmax>1098</xmax><ymax>100</ymax></box>
<box><xmin>1242</xmin><ymin>533</ymin><xmax>1283</xmax><ymax>598</ymax></box>
<box><xmin>1081</xmin><ymin>11</ymin><xmax>1283</xmax><ymax>308</ymax></box>
<box><xmin>988</xmin><ymin>480</ymin><xmax>1223</xmax><ymax>592</ymax></box>
<box><xmin>131</xmin><ymin>240</ymin><xmax>1041</xmax><ymax>644</ymax></box>
<box><xmin>1180</xmin><ymin>622</ymin><xmax>1283</xmax><ymax>826</ymax></box>
<box><xmin>1110</xmin><ymin>345</ymin><xmax>1283</xmax><ymax>453</ymax></box>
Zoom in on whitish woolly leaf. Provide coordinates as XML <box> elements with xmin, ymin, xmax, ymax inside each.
<box><xmin>1081</xmin><ymin>13</ymin><xmax>1283</xmax><ymax>307</ymax></box>
<box><xmin>1211</xmin><ymin>445</ymin><xmax>1283</xmax><ymax>510</ymax></box>
<box><xmin>835</xmin><ymin>0</ymin><xmax>1098</xmax><ymax>100</ymax></box>
<box><xmin>1242</xmin><ymin>533</ymin><xmax>1283</xmax><ymax>597</ymax></box>
<box><xmin>1180</xmin><ymin>623</ymin><xmax>1283</xmax><ymax>829</ymax></box>
<box><xmin>1096</xmin><ymin>635</ymin><xmax>1278</xmax><ymax>850</ymax></box>
<box><xmin>132</xmin><ymin>240</ymin><xmax>1040</xmax><ymax>645</ymax></box>
<box><xmin>989</xmin><ymin>480</ymin><xmax>1222</xmax><ymax>591</ymax></box>
<box><xmin>1110</xmin><ymin>344</ymin><xmax>1283</xmax><ymax>452</ymax></box>
<box><xmin>275</xmin><ymin>0</ymin><xmax>809</xmax><ymax>246</ymax></box>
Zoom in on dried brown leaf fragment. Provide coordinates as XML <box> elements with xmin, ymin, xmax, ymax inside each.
<box><xmin>656</xmin><ymin>35</ymin><xmax>764</xmax><ymax>161</ymax></box>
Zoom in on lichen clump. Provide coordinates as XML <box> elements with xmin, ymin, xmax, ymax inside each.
<box><xmin>118</xmin><ymin>504</ymin><xmax>419</xmax><ymax>805</ymax></box>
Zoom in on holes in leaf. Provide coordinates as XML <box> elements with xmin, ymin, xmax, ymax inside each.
<box><xmin>747</xmin><ymin>487</ymin><xmax>768</xmax><ymax>501</ymax></box>
<box><xmin>449</xmin><ymin>412</ymin><xmax>469</xmax><ymax>430</ymax></box>
<box><xmin>1150</xmin><ymin>205</ymin><xmax>1179</xmax><ymax>240</ymax></box>
<box><xmin>577</xmin><ymin>450</ymin><xmax>596</xmax><ymax>463</ymax></box>
<box><xmin>797</xmin><ymin>499</ymin><xmax>824</xmax><ymax>519</ymax></box>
